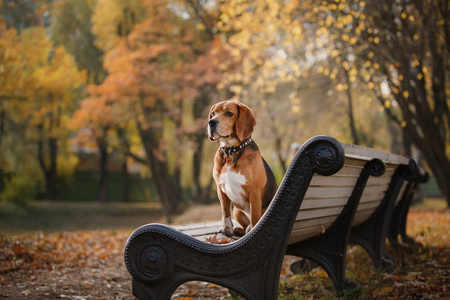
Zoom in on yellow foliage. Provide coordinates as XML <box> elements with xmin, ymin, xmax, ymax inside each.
<box><xmin>384</xmin><ymin>100</ymin><xmax>391</xmax><ymax>108</ymax></box>
<box><xmin>403</xmin><ymin>90</ymin><xmax>409</xmax><ymax>99</ymax></box>
<box><xmin>91</xmin><ymin>0</ymin><xmax>147</xmax><ymax>51</ymax></box>
<box><xmin>343</xmin><ymin>61</ymin><xmax>351</xmax><ymax>71</ymax></box>
<box><xmin>331</xmin><ymin>49</ymin><xmax>341</xmax><ymax>57</ymax></box>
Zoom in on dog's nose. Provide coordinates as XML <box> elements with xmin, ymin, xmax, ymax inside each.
<box><xmin>209</xmin><ymin>119</ymin><xmax>218</xmax><ymax>127</ymax></box>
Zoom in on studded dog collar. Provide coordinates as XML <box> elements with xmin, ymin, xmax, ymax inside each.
<box><xmin>221</xmin><ymin>136</ymin><xmax>254</xmax><ymax>164</ymax></box>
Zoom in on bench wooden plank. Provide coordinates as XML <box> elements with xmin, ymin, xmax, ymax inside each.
<box><xmin>309</xmin><ymin>174</ymin><xmax>360</xmax><ymax>187</ymax></box>
<box><xmin>341</xmin><ymin>143</ymin><xmax>410</xmax><ymax>165</ymax></box>
<box><xmin>296</xmin><ymin>206</ymin><xmax>345</xmax><ymax>219</ymax></box>
<box><xmin>300</xmin><ymin>197</ymin><xmax>351</xmax><ymax>209</ymax></box>
<box><xmin>304</xmin><ymin>185</ymin><xmax>355</xmax><ymax>198</ymax></box>
<box><xmin>293</xmin><ymin>215</ymin><xmax>339</xmax><ymax>229</ymax></box>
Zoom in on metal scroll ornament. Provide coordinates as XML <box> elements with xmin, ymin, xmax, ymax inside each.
<box><xmin>311</xmin><ymin>140</ymin><xmax>344</xmax><ymax>176</ymax></box>
<box><xmin>127</xmin><ymin>239</ymin><xmax>174</xmax><ymax>284</ymax></box>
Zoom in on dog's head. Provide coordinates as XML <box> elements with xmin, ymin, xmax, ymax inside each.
<box><xmin>207</xmin><ymin>101</ymin><xmax>257</xmax><ymax>145</ymax></box>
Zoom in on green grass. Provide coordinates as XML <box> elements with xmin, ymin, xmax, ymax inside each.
<box><xmin>0</xmin><ymin>201</ymin><xmax>163</xmax><ymax>234</ymax></box>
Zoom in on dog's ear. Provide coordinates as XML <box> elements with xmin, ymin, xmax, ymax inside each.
<box><xmin>208</xmin><ymin>103</ymin><xmax>217</xmax><ymax>120</ymax></box>
<box><xmin>208</xmin><ymin>103</ymin><xmax>217</xmax><ymax>141</ymax></box>
<box><xmin>235</xmin><ymin>102</ymin><xmax>257</xmax><ymax>141</ymax></box>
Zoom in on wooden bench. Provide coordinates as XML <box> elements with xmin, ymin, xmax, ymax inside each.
<box><xmin>124</xmin><ymin>136</ymin><xmax>424</xmax><ymax>300</ymax></box>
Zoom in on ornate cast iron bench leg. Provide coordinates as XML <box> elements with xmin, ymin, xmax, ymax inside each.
<box><xmin>351</xmin><ymin>162</ymin><xmax>418</xmax><ymax>272</ymax></box>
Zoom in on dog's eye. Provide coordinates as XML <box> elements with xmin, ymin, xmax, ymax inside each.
<box><xmin>211</xmin><ymin>112</ymin><xmax>215</xmax><ymax>117</ymax></box>
<box><xmin>225</xmin><ymin>111</ymin><xmax>234</xmax><ymax>117</ymax></box>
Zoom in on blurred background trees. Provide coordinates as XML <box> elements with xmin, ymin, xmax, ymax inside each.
<box><xmin>0</xmin><ymin>0</ymin><xmax>448</xmax><ymax>220</ymax></box>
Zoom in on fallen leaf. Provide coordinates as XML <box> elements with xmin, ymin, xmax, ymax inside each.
<box><xmin>320</xmin><ymin>225</ymin><xmax>326</xmax><ymax>234</ymax></box>
<box><xmin>205</xmin><ymin>235</ymin><xmax>217</xmax><ymax>243</ymax></box>
<box><xmin>205</xmin><ymin>235</ymin><xmax>229</xmax><ymax>244</ymax></box>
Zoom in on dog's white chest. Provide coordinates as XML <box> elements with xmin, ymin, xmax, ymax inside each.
<box><xmin>220</xmin><ymin>166</ymin><xmax>247</xmax><ymax>206</ymax></box>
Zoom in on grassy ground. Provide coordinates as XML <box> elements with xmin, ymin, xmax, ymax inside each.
<box><xmin>0</xmin><ymin>201</ymin><xmax>163</xmax><ymax>234</ymax></box>
<box><xmin>0</xmin><ymin>198</ymin><xmax>448</xmax><ymax>299</ymax></box>
<box><xmin>0</xmin><ymin>200</ymin><xmax>226</xmax><ymax>235</ymax></box>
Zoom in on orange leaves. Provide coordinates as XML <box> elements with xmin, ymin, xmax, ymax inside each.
<box><xmin>205</xmin><ymin>235</ymin><xmax>230</xmax><ymax>244</ymax></box>
<box><xmin>78</xmin><ymin>0</ymin><xmax>228</xmax><ymax>146</ymax></box>
<box><xmin>0</xmin><ymin>230</ymin><xmax>130</xmax><ymax>277</ymax></box>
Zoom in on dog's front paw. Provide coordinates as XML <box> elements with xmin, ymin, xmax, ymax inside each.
<box><xmin>233</xmin><ymin>227</ymin><xmax>246</xmax><ymax>237</ymax></box>
<box><xmin>219</xmin><ymin>217</ymin><xmax>233</xmax><ymax>236</ymax></box>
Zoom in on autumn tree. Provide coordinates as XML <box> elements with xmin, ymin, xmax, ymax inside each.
<box><xmin>215</xmin><ymin>1</ymin><xmax>378</xmax><ymax>171</ymax></box>
<box><xmin>310</xmin><ymin>0</ymin><xmax>450</xmax><ymax>205</ymax></box>
<box><xmin>49</xmin><ymin>0</ymin><xmax>105</xmax><ymax>85</ymax></box>
<box><xmin>0</xmin><ymin>0</ymin><xmax>44</xmax><ymax>31</ymax></box>
<box><xmin>77</xmin><ymin>0</ymin><xmax>227</xmax><ymax>219</ymax></box>
<box><xmin>68</xmin><ymin>0</ymin><xmax>148</xmax><ymax>203</ymax></box>
<box><xmin>0</xmin><ymin>24</ymin><xmax>85</xmax><ymax>201</ymax></box>
<box><xmin>217</xmin><ymin>0</ymin><xmax>449</xmax><ymax>204</ymax></box>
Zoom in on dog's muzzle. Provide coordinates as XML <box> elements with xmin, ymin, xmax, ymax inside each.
<box><xmin>208</xmin><ymin>119</ymin><xmax>219</xmax><ymax>141</ymax></box>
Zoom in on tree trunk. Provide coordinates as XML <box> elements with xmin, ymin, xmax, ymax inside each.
<box><xmin>343</xmin><ymin>67</ymin><xmax>360</xmax><ymax>145</ymax></box>
<box><xmin>122</xmin><ymin>159</ymin><xmax>130</xmax><ymax>202</ymax></box>
<box><xmin>191</xmin><ymin>91</ymin><xmax>213</xmax><ymax>201</ymax></box>
<box><xmin>37</xmin><ymin>125</ymin><xmax>58</xmax><ymax>201</ymax></box>
<box><xmin>192</xmin><ymin>132</ymin><xmax>204</xmax><ymax>201</ymax></box>
<box><xmin>137</xmin><ymin>111</ymin><xmax>182</xmax><ymax>223</ymax></box>
<box><xmin>115</xmin><ymin>127</ymin><xmax>131</xmax><ymax>202</ymax></box>
<box><xmin>275</xmin><ymin>136</ymin><xmax>287</xmax><ymax>175</ymax></box>
<box><xmin>360</xmin><ymin>0</ymin><xmax>450</xmax><ymax>206</ymax></box>
<box><xmin>0</xmin><ymin>109</ymin><xmax>4</xmax><ymax>148</ymax></box>
<box><xmin>409</xmin><ymin>127</ymin><xmax>450</xmax><ymax>206</ymax></box>
<box><xmin>97</xmin><ymin>127</ymin><xmax>109</xmax><ymax>203</ymax></box>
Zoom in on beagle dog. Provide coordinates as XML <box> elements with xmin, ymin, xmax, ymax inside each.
<box><xmin>208</xmin><ymin>100</ymin><xmax>277</xmax><ymax>236</ymax></box>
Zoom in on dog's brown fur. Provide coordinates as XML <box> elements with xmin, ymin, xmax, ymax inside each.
<box><xmin>207</xmin><ymin>101</ymin><xmax>277</xmax><ymax>236</ymax></box>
